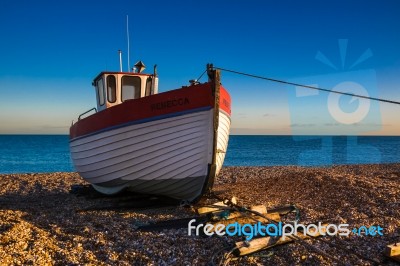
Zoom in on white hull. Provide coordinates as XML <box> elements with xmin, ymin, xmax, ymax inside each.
<box><xmin>216</xmin><ymin>110</ymin><xmax>230</xmax><ymax>175</ymax></box>
<box><xmin>70</xmin><ymin>109</ymin><xmax>230</xmax><ymax>201</ymax></box>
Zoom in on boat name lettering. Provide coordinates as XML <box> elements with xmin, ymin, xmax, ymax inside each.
<box><xmin>151</xmin><ymin>98</ymin><xmax>190</xmax><ymax>110</ymax></box>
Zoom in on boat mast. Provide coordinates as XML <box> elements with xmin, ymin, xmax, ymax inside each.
<box><xmin>126</xmin><ymin>15</ymin><xmax>130</xmax><ymax>72</ymax></box>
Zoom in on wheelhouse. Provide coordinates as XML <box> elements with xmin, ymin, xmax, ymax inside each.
<box><xmin>93</xmin><ymin>69</ymin><xmax>159</xmax><ymax>111</ymax></box>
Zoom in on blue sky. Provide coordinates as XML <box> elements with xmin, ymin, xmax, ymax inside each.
<box><xmin>1</xmin><ymin>0</ymin><xmax>399</xmax><ymax>135</ymax></box>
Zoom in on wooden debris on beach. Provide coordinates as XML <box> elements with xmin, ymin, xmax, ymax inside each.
<box><xmin>197</xmin><ymin>201</ymin><xmax>229</xmax><ymax>215</ymax></box>
<box><xmin>197</xmin><ymin>197</ymin><xmax>271</xmax><ymax>217</ymax></box>
<box><xmin>204</xmin><ymin>204</ymin><xmax>295</xmax><ymax>223</ymax></box>
<box><xmin>249</xmin><ymin>205</ymin><xmax>267</xmax><ymax>215</ymax></box>
<box><xmin>198</xmin><ymin>199</ymin><xmax>327</xmax><ymax>259</ymax></box>
<box><xmin>206</xmin><ymin>208</ymin><xmax>281</xmax><ymax>234</ymax></box>
<box><xmin>196</xmin><ymin>197</ymin><xmax>281</xmax><ymax>234</ymax></box>
<box><xmin>235</xmin><ymin>224</ymin><xmax>328</xmax><ymax>256</ymax></box>
<box><xmin>196</xmin><ymin>196</ymin><xmax>238</xmax><ymax>215</ymax></box>
<box><xmin>212</xmin><ymin>204</ymin><xmax>279</xmax><ymax>221</ymax></box>
<box><xmin>385</xmin><ymin>243</ymin><xmax>400</xmax><ymax>262</ymax></box>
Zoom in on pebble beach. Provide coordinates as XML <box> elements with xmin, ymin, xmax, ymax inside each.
<box><xmin>0</xmin><ymin>164</ymin><xmax>399</xmax><ymax>265</ymax></box>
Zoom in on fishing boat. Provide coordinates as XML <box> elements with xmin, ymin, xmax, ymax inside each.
<box><xmin>69</xmin><ymin>62</ymin><xmax>231</xmax><ymax>202</ymax></box>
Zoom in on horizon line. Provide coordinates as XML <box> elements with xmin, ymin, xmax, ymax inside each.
<box><xmin>1</xmin><ymin>133</ymin><xmax>399</xmax><ymax>137</ymax></box>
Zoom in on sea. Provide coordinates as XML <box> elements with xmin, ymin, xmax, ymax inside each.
<box><xmin>0</xmin><ymin>135</ymin><xmax>399</xmax><ymax>174</ymax></box>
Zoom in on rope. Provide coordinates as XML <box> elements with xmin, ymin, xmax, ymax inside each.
<box><xmin>213</xmin><ymin>66</ymin><xmax>400</xmax><ymax>106</ymax></box>
<box><xmin>195</xmin><ymin>69</ymin><xmax>207</xmax><ymax>83</ymax></box>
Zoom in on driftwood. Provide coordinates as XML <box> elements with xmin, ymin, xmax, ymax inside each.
<box><xmin>197</xmin><ymin>200</ymin><xmax>281</xmax><ymax>235</ymax></box>
<box><xmin>197</xmin><ymin>197</ymin><xmax>238</xmax><ymax>215</ymax></box>
<box><xmin>385</xmin><ymin>243</ymin><xmax>400</xmax><ymax>262</ymax></box>
<box><xmin>197</xmin><ymin>201</ymin><xmax>228</xmax><ymax>215</ymax></box>
<box><xmin>235</xmin><ymin>224</ymin><xmax>327</xmax><ymax>256</ymax></box>
<box><xmin>207</xmin><ymin>212</ymin><xmax>281</xmax><ymax>234</ymax></box>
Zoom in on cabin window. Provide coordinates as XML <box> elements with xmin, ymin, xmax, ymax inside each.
<box><xmin>97</xmin><ymin>78</ymin><xmax>105</xmax><ymax>106</ymax></box>
<box><xmin>107</xmin><ymin>75</ymin><xmax>117</xmax><ymax>103</ymax></box>
<box><xmin>145</xmin><ymin>77</ymin><xmax>152</xmax><ymax>96</ymax></box>
<box><xmin>121</xmin><ymin>76</ymin><xmax>141</xmax><ymax>101</ymax></box>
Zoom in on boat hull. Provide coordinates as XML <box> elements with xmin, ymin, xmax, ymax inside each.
<box><xmin>70</xmin><ymin>82</ymin><xmax>231</xmax><ymax>201</ymax></box>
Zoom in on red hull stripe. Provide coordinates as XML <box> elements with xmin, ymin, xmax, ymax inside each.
<box><xmin>70</xmin><ymin>83</ymin><xmax>231</xmax><ymax>140</ymax></box>
<box><xmin>70</xmin><ymin>82</ymin><xmax>231</xmax><ymax>140</ymax></box>
<box><xmin>219</xmin><ymin>86</ymin><xmax>231</xmax><ymax>115</ymax></box>
<box><xmin>70</xmin><ymin>106</ymin><xmax>212</xmax><ymax>142</ymax></box>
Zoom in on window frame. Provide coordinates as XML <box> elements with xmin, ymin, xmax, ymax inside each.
<box><xmin>121</xmin><ymin>75</ymin><xmax>141</xmax><ymax>102</ymax></box>
<box><xmin>106</xmin><ymin>75</ymin><xmax>117</xmax><ymax>103</ymax></box>
<box><xmin>97</xmin><ymin>78</ymin><xmax>105</xmax><ymax>106</ymax></box>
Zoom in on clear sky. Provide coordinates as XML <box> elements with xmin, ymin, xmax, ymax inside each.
<box><xmin>1</xmin><ymin>0</ymin><xmax>399</xmax><ymax>135</ymax></box>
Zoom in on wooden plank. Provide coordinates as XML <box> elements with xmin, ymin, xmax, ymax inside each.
<box><xmin>212</xmin><ymin>212</ymin><xmax>280</xmax><ymax>227</ymax></box>
<box><xmin>250</xmin><ymin>205</ymin><xmax>267</xmax><ymax>214</ymax></box>
<box><xmin>235</xmin><ymin>224</ymin><xmax>327</xmax><ymax>256</ymax></box>
<box><xmin>385</xmin><ymin>243</ymin><xmax>400</xmax><ymax>257</ymax></box>
<box><xmin>196</xmin><ymin>197</ymin><xmax>238</xmax><ymax>215</ymax></box>
<box><xmin>385</xmin><ymin>243</ymin><xmax>400</xmax><ymax>262</ymax></box>
<box><xmin>206</xmin><ymin>212</ymin><xmax>280</xmax><ymax>235</ymax></box>
<box><xmin>197</xmin><ymin>201</ymin><xmax>227</xmax><ymax>215</ymax></box>
<box><xmin>236</xmin><ymin>236</ymin><xmax>278</xmax><ymax>256</ymax></box>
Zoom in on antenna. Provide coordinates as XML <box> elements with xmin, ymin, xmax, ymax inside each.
<box><xmin>118</xmin><ymin>50</ymin><xmax>122</xmax><ymax>72</ymax></box>
<box><xmin>126</xmin><ymin>15</ymin><xmax>130</xmax><ymax>72</ymax></box>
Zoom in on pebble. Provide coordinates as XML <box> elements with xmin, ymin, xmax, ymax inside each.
<box><xmin>0</xmin><ymin>165</ymin><xmax>399</xmax><ymax>265</ymax></box>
